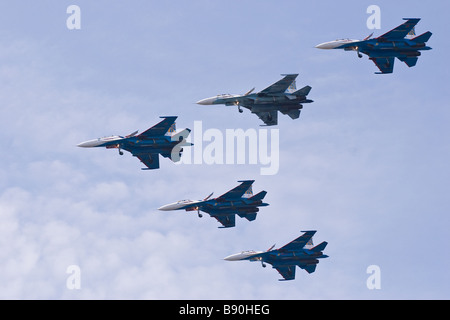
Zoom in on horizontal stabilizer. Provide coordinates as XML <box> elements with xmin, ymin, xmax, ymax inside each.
<box><xmin>213</xmin><ymin>214</ymin><xmax>236</xmax><ymax>228</ymax></box>
<box><xmin>254</xmin><ymin>110</ymin><xmax>278</xmax><ymax>126</ymax></box>
<box><xmin>135</xmin><ymin>153</ymin><xmax>160</xmax><ymax>170</ymax></box>
<box><xmin>281</xmin><ymin>109</ymin><xmax>301</xmax><ymax>120</ymax></box>
<box><xmin>398</xmin><ymin>56</ymin><xmax>418</xmax><ymax>67</ymax></box>
<box><xmin>294</xmin><ymin>85</ymin><xmax>312</xmax><ymax>97</ymax></box>
<box><xmin>304</xmin><ymin>264</ymin><xmax>317</xmax><ymax>274</ymax></box>
<box><xmin>412</xmin><ymin>31</ymin><xmax>432</xmax><ymax>43</ymax></box>
<box><xmin>275</xmin><ymin>265</ymin><xmax>296</xmax><ymax>281</ymax></box>
<box><xmin>244</xmin><ymin>213</ymin><xmax>257</xmax><ymax>222</ymax></box>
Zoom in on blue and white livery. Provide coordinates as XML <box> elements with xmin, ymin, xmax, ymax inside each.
<box><xmin>78</xmin><ymin>116</ymin><xmax>192</xmax><ymax>170</ymax></box>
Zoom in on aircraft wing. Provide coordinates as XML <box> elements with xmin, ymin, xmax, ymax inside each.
<box><xmin>369</xmin><ymin>56</ymin><xmax>395</xmax><ymax>74</ymax></box>
<box><xmin>134</xmin><ymin>153</ymin><xmax>160</xmax><ymax>170</ymax></box>
<box><xmin>216</xmin><ymin>180</ymin><xmax>255</xmax><ymax>200</ymax></box>
<box><xmin>279</xmin><ymin>231</ymin><xmax>316</xmax><ymax>251</ymax></box>
<box><xmin>301</xmin><ymin>263</ymin><xmax>318</xmax><ymax>274</ymax></box>
<box><xmin>259</xmin><ymin>74</ymin><xmax>298</xmax><ymax>95</ymax></box>
<box><xmin>138</xmin><ymin>116</ymin><xmax>177</xmax><ymax>138</ymax></box>
<box><xmin>253</xmin><ymin>110</ymin><xmax>278</xmax><ymax>126</ymax></box>
<box><xmin>274</xmin><ymin>265</ymin><xmax>296</xmax><ymax>281</ymax></box>
<box><xmin>377</xmin><ymin>18</ymin><xmax>421</xmax><ymax>40</ymax></box>
<box><xmin>212</xmin><ymin>214</ymin><xmax>236</xmax><ymax>228</ymax></box>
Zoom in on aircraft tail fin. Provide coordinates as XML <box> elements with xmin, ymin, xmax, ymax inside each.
<box><xmin>406</xmin><ymin>26</ymin><xmax>416</xmax><ymax>39</ymax></box>
<box><xmin>412</xmin><ymin>31</ymin><xmax>432</xmax><ymax>43</ymax></box>
<box><xmin>165</xmin><ymin>121</ymin><xmax>177</xmax><ymax>136</ymax></box>
<box><xmin>242</xmin><ymin>185</ymin><xmax>253</xmax><ymax>198</ymax></box>
<box><xmin>304</xmin><ymin>237</ymin><xmax>314</xmax><ymax>249</ymax></box>
<box><xmin>311</xmin><ymin>241</ymin><xmax>328</xmax><ymax>253</ymax></box>
<box><xmin>285</xmin><ymin>79</ymin><xmax>297</xmax><ymax>94</ymax></box>
<box><xmin>293</xmin><ymin>85</ymin><xmax>312</xmax><ymax>97</ymax></box>
<box><xmin>248</xmin><ymin>190</ymin><xmax>267</xmax><ymax>201</ymax></box>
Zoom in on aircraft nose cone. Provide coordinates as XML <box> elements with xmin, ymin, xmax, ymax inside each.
<box><xmin>77</xmin><ymin>139</ymin><xmax>100</xmax><ymax>148</ymax></box>
<box><xmin>196</xmin><ymin>97</ymin><xmax>215</xmax><ymax>105</ymax></box>
<box><xmin>158</xmin><ymin>204</ymin><xmax>172</xmax><ymax>211</ymax></box>
<box><xmin>315</xmin><ymin>42</ymin><xmax>329</xmax><ymax>49</ymax></box>
<box><xmin>223</xmin><ymin>253</ymin><xmax>243</xmax><ymax>261</ymax></box>
<box><xmin>315</xmin><ymin>41</ymin><xmax>343</xmax><ymax>49</ymax></box>
<box><xmin>158</xmin><ymin>202</ymin><xmax>181</xmax><ymax>211</ymax></box>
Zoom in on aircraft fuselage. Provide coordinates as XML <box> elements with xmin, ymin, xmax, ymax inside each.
<box><xmin>225</xmin><ymin>249</ymin><xmax>327</xmax><ymax>264</ymax></box>
<box><xmin>199</xmin><ymin>94</ymin><xmax>312</xmax><ymax>109</ymax></box>
<box><xmin>356</xmin><ymin>39</ymin><xmax>431</xmax><ymax>56</ymax></box>
<box><xmin>317</xmin><ymin>38</ymin><xmax>431</xmax><ymax>57</ymax></box>
<box><xmin>78</xmin><ymin>130</ymin><xmax>188</xmax><ymax>154</ymax></box>
<box><xmin>159</xmin><ymin>199</ymin><xmax>268</xmax><ymax>213</ymax></box>
<box><xmin>201</xmin><ymin>199</ymin><xmax>268</xmax><ymax>214</ymax></box>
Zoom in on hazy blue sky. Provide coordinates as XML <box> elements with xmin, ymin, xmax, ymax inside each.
<box><xmin>0</xmin><ymin>1</ymin><xmax>449</xmax><ymax>299</ymax></box>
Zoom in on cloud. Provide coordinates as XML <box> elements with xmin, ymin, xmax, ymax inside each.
<box><xmin>0</xmin><ymin>1</ymin><xmax>449</xmax><ymax>300</ymax></box>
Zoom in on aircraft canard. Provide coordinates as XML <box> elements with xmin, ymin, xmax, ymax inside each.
<box><xmin>196</xmin><ymin>74</ymin><xmax>313</xmax><ymax>126</ymax></box>
<box><xmin>77</xmin><ymin>116</ymin><xmax>193</xmax><ymax>170</ymax></box>
<box><xmin>316</xmin><ymin>18</ymin><xmax>432</xmax><ymax>74</ymax></box>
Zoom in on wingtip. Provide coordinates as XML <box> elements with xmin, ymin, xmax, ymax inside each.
<box><xmin>159</xmin><ymin>115</ymin><xmax>178</xmax><ymax>119</ymax></box>
<box><xmin>280</xmin><ymin>73</ymin><xmax>299</xmax><ymax>77</ymax></box>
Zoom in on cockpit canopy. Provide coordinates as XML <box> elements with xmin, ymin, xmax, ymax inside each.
<box><xmin>217</xmin><ymin>94</ymin><xmax>234</xmax><ymax>98</ymax></box>
<box><xmin>176</xmin><ymin>199</ymin><xmax>194</xmax><ymax>204</ymax></box>
<box><xmin>100</xmin><ymin>135</ymin><xmax>122</xmax><ymax>141</ymax></box>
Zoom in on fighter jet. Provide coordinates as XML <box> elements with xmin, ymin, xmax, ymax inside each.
<box><xmin>196</xmin><ymin>74</ymin><xmax>313</xmax><ymax>126</ymax></box>
<box><xmin>158</xmin><ymin>180</ymin><xmax>269</xmax><ymax>228</ymax></box>
<box><xmin>224</xmin><ymin>231</ymin><xmax>328</xmax><ymax>281</ymax></box>
<box><xmin>77</xmin><ymin>116</ymin><xmax>192</xmax><ymax>170</ymax></box>
<box><xmin>315</xmin><ymin>18</ymin><xmax>432</xmax><ymax>74</ymax></box>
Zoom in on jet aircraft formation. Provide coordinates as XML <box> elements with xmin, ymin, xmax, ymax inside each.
<box><xmin>77</xmin><ymin>17</ymin><xmax>432</xmax><ymax>281</ymax></box>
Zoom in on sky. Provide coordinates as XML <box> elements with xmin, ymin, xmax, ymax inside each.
<box><xmin>0</xmin><ymin>0</ymin><xmax>449</xmax><ymax>300</ymax></box>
